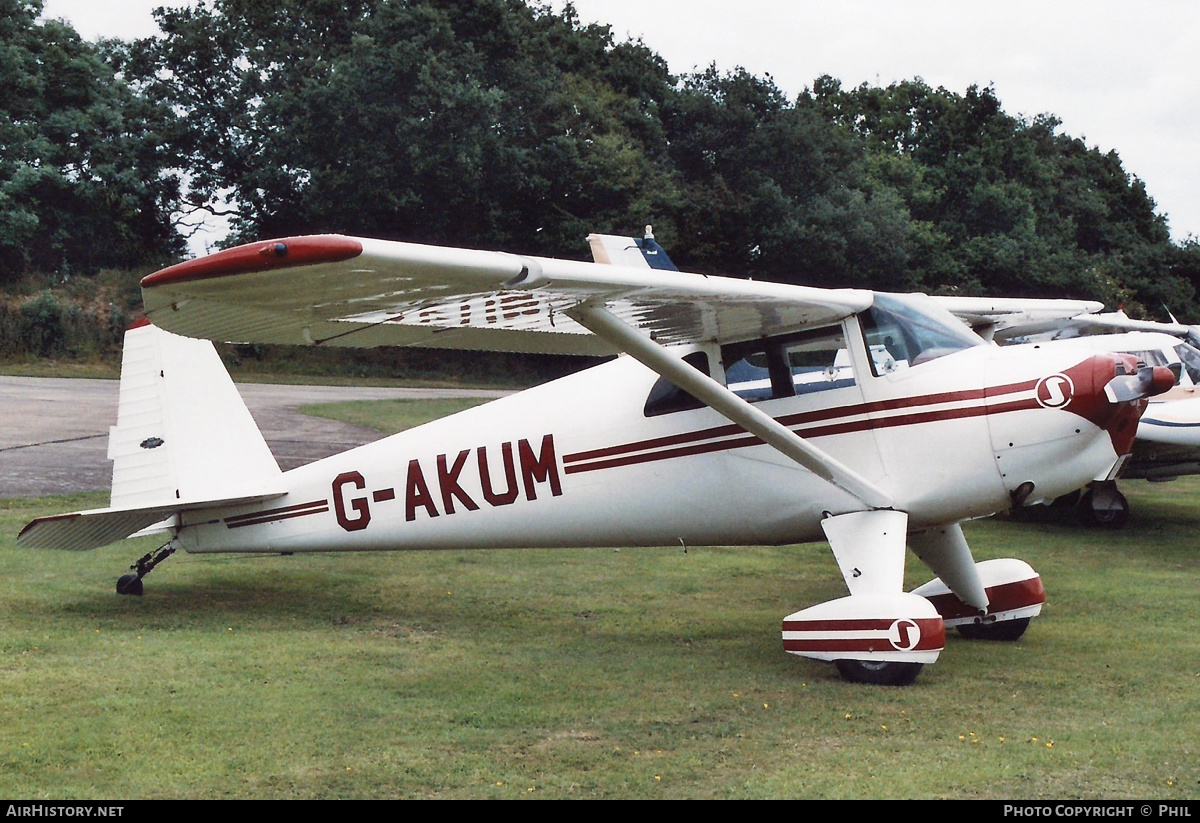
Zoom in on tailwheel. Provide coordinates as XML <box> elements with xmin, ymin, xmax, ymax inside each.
<box><xmin>835</xmin><ymin>659</ymin><xmax>924</xmax><ymax>686</ymax></box>
<box><xmin>116</xmin><ymin>541</ymin><xmax>176</xmax><ymax>596</ymax></box>
<box><xmin>956</xmin><ymin>617</ymin><xmax>1031</xmax><ymax>641</ymax></box>
<box><xmin>116</xmin><ymin>573</ymin><xmax>144</xmax><ymax>596</ymax></box>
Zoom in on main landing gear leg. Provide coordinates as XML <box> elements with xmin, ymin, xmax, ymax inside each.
<box><xmin>911</xmin><ymin>523</ymin><xmax>1045</xmax><ymax>640</ymax></box>
<box><xmin>116</xmin><ymin>541</ymin><xmax>177</xmax><ymax>596</ymax></box>
<box><xmin>782</xmin><ymin>510</ymin><xmax>945</xmax><ymax>685</ymax></box>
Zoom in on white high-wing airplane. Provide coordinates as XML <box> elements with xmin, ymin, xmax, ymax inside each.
<box><xmin>17</xmin><ymin>233</ymin><xmax>1175</xmax><ymax>685</ymax></box>
<box><xmin>591</xmin><ymin>230</ymin><xmax>1200</xmax><ymax>528</ymax></box>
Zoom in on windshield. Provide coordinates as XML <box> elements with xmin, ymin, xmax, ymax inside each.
<box><xmin>859</xmin><ymin>293</ymin><xmax>983</xmax><ymax>375</ymax></box>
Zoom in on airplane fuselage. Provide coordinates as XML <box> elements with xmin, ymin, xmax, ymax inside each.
<box><xmin>176</xmin><ymin>324</ymin><xmax>1136</xmax><ymax>555</ymax></box>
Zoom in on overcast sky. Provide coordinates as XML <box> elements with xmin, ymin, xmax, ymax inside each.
<box><xmin>39</xmin><ymin>0</ymin><xmax>1200</xmax><ymax>249</ymax></box>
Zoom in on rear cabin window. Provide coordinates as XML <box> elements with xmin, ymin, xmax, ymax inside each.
<box><xmin>723</xmin><ymin>326</ymin><xmax>855</xmax><ymax>402</ymax></box>
<box><xmin>643</xmin><ymin>351</ymin><xmax>711</xmax><ymax>417</ymax></box>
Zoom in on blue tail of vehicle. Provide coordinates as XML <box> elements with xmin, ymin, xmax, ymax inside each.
<box><xmin>587</xmin><ymin>226</ymin><xmax>679</xmax><ymax>271</ymax></box>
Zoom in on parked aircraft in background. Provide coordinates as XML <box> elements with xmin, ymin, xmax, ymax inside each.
<box><xmin>18</xmin><ymin>233</ymin><xmax>1173</xmax><ymax>685</ymax></box>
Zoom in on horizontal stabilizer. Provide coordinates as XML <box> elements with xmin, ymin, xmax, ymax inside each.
<box><xmin>17</xmin><ymin>492</ymin><xmax>284</xmax><ymax>552</ymax></box>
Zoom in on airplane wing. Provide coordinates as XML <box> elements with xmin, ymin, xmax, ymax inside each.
<box><xmin>931</xmin><ymin>296</ymin><xmax>1195</xmax><ymax>343</ymax></box>
<box><xmin>143</xmin><ymin>234</ymin><xmax>893</xmax><ymax>509</ymax></box>
<box><xmin>930</xmin><ymin>295</ymin><xmax>1108</xmax><ymax>341</ymax></box>
<box><xmin>1026</xmin><ymin>311</ymin><xmax>1193</xmax><ymax>340</ymax></box>
<box><xmin>141</xmin><ymin>235</ymin><xmax>872</xmax><ymax>355</ymax></box>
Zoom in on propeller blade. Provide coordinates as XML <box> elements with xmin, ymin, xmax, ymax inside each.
<box><xmin>1104</xmin><ymin>364</ymin><xmax>1177</xmax><ymax>403</ymax></box>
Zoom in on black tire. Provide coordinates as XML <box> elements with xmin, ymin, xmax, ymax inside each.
<box><xmin>1050</xmin><ymin>489</ymin><xmax>1082</xmax><ymax>509</ymax></box>
<box><xmin>835</xmin><ymin>659</ymin><xmax>923</xmax><ymax>686</ymax></box>
<box><xmin>116</xmin><ymin>573</ymin><xmax>144</xmax><ymax>596</ymax></box>
<box><xmin>1079</xmin><ymin>488</ymin><xmax>1130</xmax><ymax>529</ymax></box>
<box><xmin>956</xmin><ymin>617</ymin><xmax>1030</xmax><ymax>641</ymax></box>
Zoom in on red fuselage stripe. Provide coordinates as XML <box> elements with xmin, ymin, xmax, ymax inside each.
<box><xmin>564</xmin><ymin>392</ymin><xmax>1041</xmax><ymax>475</ymax></box>
<box><xmin>225</xmin><ymin>500</ymin><xmax>329</xmax><ymax>529</ymax></box>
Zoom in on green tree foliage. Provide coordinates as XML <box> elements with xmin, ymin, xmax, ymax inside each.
<box><xmin>97</xmin><ymin>1</ymin><xmax>1200</xmax><ymax>322</ymax></box>
<box><xmin>122</xmin><ymin>0</ymin><xmax>680</xmax><ymax>257</ymax></box>
<box><xmin>809</xmin><ymin>77</ymin><xmax>1198</xmax><ymax>314</ymax></box>
<box><xmin>660</xmin><ymin>67</ymin><xmax>913</xmax><ymax>289</ymax></box>
<box><xmin>0</xmin><ymin>0</ymin><xmax>184</xmax><ymax>279</ymax></box>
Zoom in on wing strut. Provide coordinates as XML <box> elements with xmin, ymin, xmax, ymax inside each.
<box><xmin>567</xmin><ymin>305</ymin><xmax>894</xmax><ymax>510</ymax></box>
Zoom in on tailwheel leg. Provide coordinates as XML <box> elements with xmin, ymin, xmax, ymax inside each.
<box><xmin>116</xmin><ymin>542</ymin><xmax>176</xmax><ymax>596</ymax></box>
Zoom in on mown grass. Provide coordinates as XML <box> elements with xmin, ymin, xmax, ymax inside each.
<box><xmin>4</xmin><ymin>485</ymin><xmax>1198</xmax><ymax>800</ymax></box>
<box><xmin>298</xmin><ymin>397</ymin><xmax>493</xmax><ymax>433</ymax></box>
<box><xmin>2</xmin><ymin>398</ymin><xmax>1199</xmax><ymax>799</ymax></box>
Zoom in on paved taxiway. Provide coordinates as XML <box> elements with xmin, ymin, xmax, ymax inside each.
<box><xmin>0</xmin><ymin>376</ymin><xmax>509</xmax><ymax>498</ymax></box>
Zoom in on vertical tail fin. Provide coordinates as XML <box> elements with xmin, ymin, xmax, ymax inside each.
<box><xmin>109</xmin><ymin>319</ymin><xmax>282</xmax><ymax>508</ymax></box>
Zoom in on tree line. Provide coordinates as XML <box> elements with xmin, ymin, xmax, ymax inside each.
<box><xmin>4</xmin><ymin>0</ymin><xmax>1199</xmax><ymax>323</ymax></box>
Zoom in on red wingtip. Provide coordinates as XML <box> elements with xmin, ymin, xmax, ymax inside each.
<box><xmin>141</xmin><ymin>235</ymin><xmax>363</xmax><ymax>288</ymax></box>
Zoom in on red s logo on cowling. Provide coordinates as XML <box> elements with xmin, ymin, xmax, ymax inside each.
<box><xmin>1036</xmin><ymin>374</ymin><xmax>1075</xmax><ymax>409</ymax></box>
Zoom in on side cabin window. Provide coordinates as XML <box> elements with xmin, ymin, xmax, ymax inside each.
<box><xmin>1129</xmin><ymin>348</ymin><xmax>1169</xmax><ymax>369</ymax></box>
<box><xmin>1174</xmin><ymin>342</ymin><xmax>1200</xmax><ymax>385</ymax></box>
<box><xmin>722</xmin><ymin>326</ymin><xmax>855</xmax><ymax>403</ymax></box>
<box><xmin>859</xmin><ymin>293</ymin><xmax>982</xmax><ymax>376</ymax></box>
<box><xmin>644</xmin><ymin>351</ymin><xmax>710</xmax><ymax>417</ymax></box>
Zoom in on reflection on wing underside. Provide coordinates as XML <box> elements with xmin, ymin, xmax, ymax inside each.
<box><xmin>336</xmin><ymin>291</ymin><xmax>832</xmax><ymax>348</ymax></box>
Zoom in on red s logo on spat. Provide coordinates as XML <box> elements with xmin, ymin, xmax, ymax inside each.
<box><xmin>889</xmin><ymin>618</ymin><xmax>921</xmax><ymax>651</ymax></box>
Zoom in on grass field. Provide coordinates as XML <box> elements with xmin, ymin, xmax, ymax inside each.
<box><xmin>2</xmin><ymin>398</ymin><xmax>1198</xmax><ymax>799</ymax></box>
